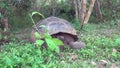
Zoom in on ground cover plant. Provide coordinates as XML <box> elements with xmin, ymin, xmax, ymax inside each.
<box><xmin>0</xmin><ymin>19</ymin><xmax>120</xmax><ymax>68</ymax></box>
<box><xmin>0</xmin><ymin>0</ymin><xmax>120</xmax><ymax>68</ymax></box>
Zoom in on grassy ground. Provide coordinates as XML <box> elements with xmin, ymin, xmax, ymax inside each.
<box><xmin>56</xmin><ymin>21</ymin><xmax>120</xmax><ymax>68</ymax></box>
<box><xmin>0</xmin><ymin>19</ymin><xmax>120</xmax><ymax>68</ymax></box>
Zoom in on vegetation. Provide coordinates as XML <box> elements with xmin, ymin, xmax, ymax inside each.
<box><xmin>0</xmin><ymin>21</ymin><xmax>120</xmax><ymax>68</ymax></box>
<box><xmin>0</xmin><ymin>0</ymin><xmax>120</xmax><ymax>68</ymax></box>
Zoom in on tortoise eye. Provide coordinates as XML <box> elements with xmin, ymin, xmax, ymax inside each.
<box><xmin>38</xmin><ymin>25</ymin><xmax>46</xmax><ymax>30</ymax></box>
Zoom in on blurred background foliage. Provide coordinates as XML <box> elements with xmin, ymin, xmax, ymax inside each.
<box><xmin>0</xmin><ymin>0</ymin><xmax>119</xmax><ymax>29</ymax></box>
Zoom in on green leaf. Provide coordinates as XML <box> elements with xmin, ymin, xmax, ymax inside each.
<box><xmin>115</xmin><ymin>38</ymin><xmax>120</xmax><ymax>44</ymax></box>
<box><xmin>52</xmin><ymin>38</ymin><xmax>64</xmax><ymax>46</ymax></box>
<box><xmin>45</xmin><ymin>37</ymin><xmax>63</xmax><ymax>53</ymax></box>
<box><xmin>44</xmin><ymin>33</ymin><xmax>52</xmax><ymax>39</ymax></box>
<box><xmin>32</xmin><ymin>64</ymin><xmax>38</xmax><ymax>68</ymax></box>
<box><xmin>0</xmin><ymin>3</ymin><xmax>6</xmax><ymax>8</ymax></box>
<box><xmin>4</xmin><ymin>56</ymin><xmax>13</xmax><ymax>65</ymax></box>
<box><xmin>45</xmin><ymin>38</ymin><xmax>56</xmax><ymax>50</ymax></box>
<box><xmin>27</xmin><ymin>57</ymin><xmax>34</xmax><ymax>63</ymax></box>
<box><xmin>0</xmin><ymin>12</ymin><xmax>4</xmax><ymax>18</ymax></box>
<box><xmin>54</xmin><ymin>46</ymin><xmax>60</xmax><ymax>53</ymax></box>
<box><xmin>30</xmin><ymin>11</ymin><xmax>45</xmax><ymax>26</ymax></box>
<box><xmin>31</xmin><ymin>11</ymin><xmax>45</xmax><ymax>19</ymax></box>
<box><xmin>35</xmin><ymin>32</ymin><xmax>41</xmax><ymax>39</ymax></box>
<box><xmin>35</xmin><ymin>40</ymin><xmax>44</xmax><ymax>45</ymax></box>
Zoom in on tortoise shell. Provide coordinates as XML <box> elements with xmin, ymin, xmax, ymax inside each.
<box><xmin>31</xmin><ymin>16</ymin><xmax>78</xmax><ymax>41</ymax></box>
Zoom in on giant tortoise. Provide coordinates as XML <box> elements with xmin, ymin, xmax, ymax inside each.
<box><xmin>31</xmin><ymin>16</ymin><xmax>85</xmax><ymax>50</ymax></box>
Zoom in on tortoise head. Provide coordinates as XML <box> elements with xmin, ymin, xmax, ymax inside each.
<box><xmin>69</xmin><ymin>41</ymin><xmax>86</xmax><ymax>49</ymax></box>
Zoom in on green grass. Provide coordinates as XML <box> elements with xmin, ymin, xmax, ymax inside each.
<box><xmin>0</xmin><ymin>19</ymin><xmax>120</xmax><ymax>68</ymax></box>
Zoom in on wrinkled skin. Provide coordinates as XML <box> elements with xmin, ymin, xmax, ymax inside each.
<box><xmin>52</xmin><ymin>33</ymin><xmax>86</xmax><ymax>50</ymax></box>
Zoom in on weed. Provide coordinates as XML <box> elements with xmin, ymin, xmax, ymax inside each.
<box><xmin>30</xmin><ymin>11</ymin><xmax>64</xmax><ymax>53</ymax></box>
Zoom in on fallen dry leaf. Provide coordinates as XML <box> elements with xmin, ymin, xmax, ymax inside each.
<box><xmin>112</xmin><ymin>48</ymin><xmax>117</xmax><ymax>52</ymax></box>
<box><xmin>69</xmin><ymin>53</ymin><xmax>78</xmax><ymax>60</ymax></box>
